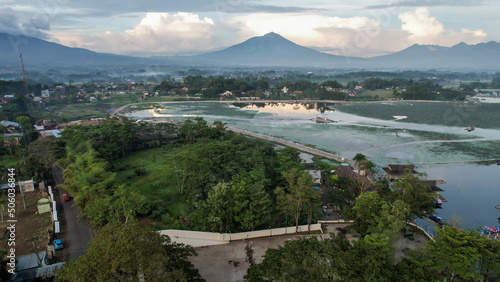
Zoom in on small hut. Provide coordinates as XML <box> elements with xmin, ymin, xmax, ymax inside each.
<box><xmin>37</xmin><ymin>198</ymin><xmax>51</xmax><ymax>214</ymax></box>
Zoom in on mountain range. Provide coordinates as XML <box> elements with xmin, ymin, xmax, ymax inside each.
<box><xmin>1</xmin><ymin>32</ymin><xmax>500</xmax><ymax>71</ymax></box>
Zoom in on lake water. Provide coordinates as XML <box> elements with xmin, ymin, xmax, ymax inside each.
<box><xmin>129</xmin><ymin>101</ymin><xmax>500</xmax><ymax>229</ymax></box>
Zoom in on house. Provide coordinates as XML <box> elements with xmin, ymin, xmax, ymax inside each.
<box><xmin>308</xmin><ymin>170</ymin><xmax>322</xmax><ymax>184</ymax></box>
<box><xmin>221</xmin><ymin>91</ymin><xmax>233</xmax><ymax>97</ymax></box>
<box><xmin>335</xmin><ymin>164</ymin><xmax>375</xmax><ymax>191</ymax></box>
<box><xmin>1</xmin><ymin>120</ymin><xmax>20</xmax><ymax>129</ymax></box>
<box><xmin>41</xmin><ymin>89</ymin><xmax>50</xmax><ymax>98</ymax></box>
<box><xmin>58</xmin><ymin>118</ymin><xmax>104</xmax><ymax>130</ymax></box>
<box><xmin>3</xmin><ymin>133</ymin><xmax>23</xmax><ymax>146</ymax></box>
<box><xmin>40</xmin><ymin>129</ymin><xmax>61</xmax><ymax>138</ymax></box>
<box><xmin>382</xmin><ymin>164</ymin><xmax>416</xmax><ymax>179</ymax></box>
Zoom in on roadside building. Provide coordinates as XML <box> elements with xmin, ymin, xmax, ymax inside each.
<box><xmin>37</xmin><ymin>198</ymin><xmax>51</xmax><ymax>214</ymax></box>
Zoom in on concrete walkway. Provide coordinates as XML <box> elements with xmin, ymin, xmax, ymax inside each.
<box><xmin>226</xmin><ymin>126</ymin><xmax>356</xmax><ymax>167</ymax></box>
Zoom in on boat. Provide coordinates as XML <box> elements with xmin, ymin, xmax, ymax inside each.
<box><xmin>434</xmin><ymin>197</ymin><xmax>443</xmax><ymax>207</ymax></box>
<box><xmin>311</xmin><ymin>116</ymin><xmax>335</xmax><ymax>124</ymax></box>
<box><xmin>393</xmin><ymin>116</ymin><xmax>408</xmax><ymax>120</ymax></box>
<box><xmin>486</xmin><ymin>226</ymin><xmax>497</xmax><ymax>233</ymax></box>
<box><xmin>465</xmin><ymin>126</ymin><xmax>475</xmax><ymax>132</ymax></box>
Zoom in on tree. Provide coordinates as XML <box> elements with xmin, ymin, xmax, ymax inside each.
<box><xmin>346</xmin><ymin>191</ymin><xmax>385</xmax><ymax>238</ymax></box>
<box><xmin>61</xmin><ymin>149</ymin><xmax>116</xmax><ymax>210</ymax></box>
<box><xmin>204</xmin><ymin>183</ymin><xmax>234</xmax><ymax>233</ymax></box>
<box><xmin>231</xmin><ymin>168</ymin><xmax>273</xmax><ymax>231</ymax></box>
<box><xmin>202</xmin><ymin>168</ymin><xmax>274</xmax><ymax>233</ymax></box>
<box><xmin>15</xmin><ymin>116</ymin><xmax>32</xmax><ymax>132</ymax></box>
<box><xmin>179</xmin><ymin>117</ymin><xmax>209</xmax><ymax>145</ymax></box>
<box><xmin>345</xmin><ymin>233</ymin><xmax>395</xmax><ymax>280</ymax></box>
<box><xmin>246</xmin><ymin>237</ymin><xmax>331</xmax><ymax>281</ymax></box>
<box><xmin>276</xmin><ymin>147</ymin><xmax>303</xmax><ymax>176</ymax></box>
<box><xmin>353</xmin><ymin>153</ymin><xmax>366</xmax><ymax>167</ymax></box>
<box><xmin>373</xmin><ymin>199</ymin><xmax>410</xmax><ymax>243</ymax></box>
<box><xmin>427</xmin><ymin>226</ymin><xmax>500</xmax><ymax>281</ymax></box>
<box><xmin>246</xmin><ymin>233</ymin><xmax>395</xmax><ymax>281</ymax></box>
<box><xmin>56</xmin><ymin>222</ymin><xmax>203</xmax><ymax>281</ymax></box>
<box><xmin>392</xmin><ymin>172</ymin><xmax>437</xmax><ymax>222</ymax></box>
<box><xmin>397</xmin><ymin>226</ymin><xmax>500</xmax><ymax>281</ymax></box>
<box><xmin>275</xmin><ymin>168</ymin><xmax>318</xmax><ymax>233</ymax></box>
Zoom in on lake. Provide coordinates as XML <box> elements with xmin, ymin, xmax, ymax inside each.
<box><xmin>128</xmin><ymin>101</ymin><xmax>500</xmax><ymax>229</ymax></box>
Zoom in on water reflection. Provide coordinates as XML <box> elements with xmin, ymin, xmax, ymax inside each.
<box><xmin>230</xmin><ymin>102</ymin><xmax>335</xmax><ymax>114</ymax></box>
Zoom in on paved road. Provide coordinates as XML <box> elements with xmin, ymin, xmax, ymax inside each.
<box><xmin>51</xmin><ymin>166</ymin><xmax>94</xmax><ymax>260</ymax></box>
<box><xmin>226</xmin><ymin>126</ymin><xmax>357</xmax><ymax>168</ymax></box>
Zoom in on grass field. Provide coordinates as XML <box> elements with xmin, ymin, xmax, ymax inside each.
<box><xmin>113</xmin><ymin>145</ymin><xmax>191</xmax><ymax>223</ymax></box>
<box><xmin>29</xmin><ymin>95</ymin><xmax>201</xmax><ymax>123</ymax></box>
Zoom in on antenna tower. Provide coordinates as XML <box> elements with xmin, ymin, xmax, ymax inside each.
<box><xmin>19</xmin><ymin>53</ymin><xmax>28</xmax><ymax>93</ymax></box>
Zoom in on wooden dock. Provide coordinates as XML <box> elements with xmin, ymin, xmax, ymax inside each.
<box><xmin>226</xmin><ymin>126</ymin><xmax>356</xmax><ymax>167</ymax></box>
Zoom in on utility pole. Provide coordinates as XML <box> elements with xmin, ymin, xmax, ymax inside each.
<box><xmin>19</xmin><ymin>53</ymin><xmax>28</xmax><ymax>94</ymax></box>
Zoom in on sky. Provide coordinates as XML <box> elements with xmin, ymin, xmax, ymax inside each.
<box><xmin>0</xmin><ymin>0</ymin><xmax>498</xmax><ymax>57</ymax></box>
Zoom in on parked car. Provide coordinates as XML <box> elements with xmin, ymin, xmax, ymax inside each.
<box><xmin>54</xmin><ymin>239</ymin><xmax>63</xmax><ymax>250</ymax></box>
<box><xmin>62</xmin><ymin>194</ymin><xmax>70</xmax><ymax>202</ymax></box>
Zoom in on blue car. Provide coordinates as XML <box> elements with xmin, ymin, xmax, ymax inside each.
<box><xmin>54</xmin><ymin>239</ymin><xmax>63</xmax><ymax>250</ymax></box>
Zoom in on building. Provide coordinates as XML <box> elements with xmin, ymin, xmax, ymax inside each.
<box><xmin>382</xmin><ymin>164</ymin><xmax>416</xmax><ymax>179</ymax></box>
<box><xmin>0</xmin><ymin>120</ymin><xmax>20</xmax><ymax>129</ymax></box>
<box><xmin>308</xmin><ymin>170</ymin><xmax>321</xmax><ymax>184</ymax></box>
<box><xmin>335</xmin><ymin>164</ymin><xmax>375</xmax><ymax>192</ymax></box>
<box><xmin>37</xmin><ymin>198</ymin><xmax>51</xmax><ymax>214</ymax></box>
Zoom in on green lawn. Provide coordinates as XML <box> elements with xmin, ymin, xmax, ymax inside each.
<box><xmin>30</xmin><ymin>95</ymin><xmax>204</xmax><ymax>123</ymax></box>
<box><xmin>113</xmin><ymin>145</ymin><xmax>191</xmax><ymax>220</ymax></box>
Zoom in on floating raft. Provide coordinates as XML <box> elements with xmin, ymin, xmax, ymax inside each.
<box><xmin>311</xmin><ymin>117</ymin><xmax>336</xmax><ymax>123</ymax></box>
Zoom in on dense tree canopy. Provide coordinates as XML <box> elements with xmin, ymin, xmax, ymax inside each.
<box><xmin>56</xmin><ymin>222</ymin><xmax>203</xmax><ymax>281</ymax></box>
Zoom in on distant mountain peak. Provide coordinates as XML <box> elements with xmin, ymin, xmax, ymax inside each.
<box><xmin>261</xmin><ymin>32</ymin><xmax>284</xmax><ymax>39</ymax></box>
<box><xmin>195</xmin><ymin>32</ymin><xmax>348</xmax><ymax>66</ymax></box>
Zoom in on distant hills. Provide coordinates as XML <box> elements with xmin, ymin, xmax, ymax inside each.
<box><xmin>0</xmin><ymin>33</ymin><xmax>143</xmax><ymax>67</ymax></box>
<box><xmin>365</xmin><ymin>41</ymin><xmax>500</xmax><ymax>70</ymax></box>
<box><xmin>1</xmin><ymin>32</ymin><xmax>500</xmax><ymax>70</ymax></box>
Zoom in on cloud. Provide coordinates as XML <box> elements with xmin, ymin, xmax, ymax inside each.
<box><xmin>365</xmin><ymin>0</ymin><xmax>485</xmax><ymax>9</ymax></box>
<box><xmin>232</xmin><ymin>13</ymin><xmax>381</xmax><ymax>47</ymax></box>
<box><xmin>207</xmin><ymin>1</ymin><xmax>322</xmax><ymax>14</ymax></box>
<box><xmin>52</xmin><ymin>12</ymin><xmax>216</xmax><ymax>56</ymax></box>
<box><xmin>399</xmin><ymin>7</ymin><xmax>443</xmax><ymax>37</ymax></box>
<box><xmin>398</xmin><ymin>8</ymin><xmax>487</xmax><ymax>46</ymax></box>
<box><xmin>0</xmin><ymin>8</ymin><xmax>50</xmax><ymax>38</ymax></box>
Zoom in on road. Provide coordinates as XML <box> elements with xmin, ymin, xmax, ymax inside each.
<box><xmin>226</xmin><ymin>126</ymin><xmax>357</xmax><ymax>167</ymax></box>
<box><xmin>51</xmin><ymin>166</ymin><xmax>94</xmax><ymax>260</ymax></box>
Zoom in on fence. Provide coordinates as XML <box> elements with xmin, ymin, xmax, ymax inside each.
<box><xmin>159</xmin><ymin>223</ymin><xmax>322</xmax><ymax>247</ymax></box>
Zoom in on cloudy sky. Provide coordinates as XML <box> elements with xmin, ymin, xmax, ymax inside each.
<box><xmin>1</xmin><ymin>0</ymin><xmax>498</xmax><ymax>57</ymax></box>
